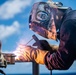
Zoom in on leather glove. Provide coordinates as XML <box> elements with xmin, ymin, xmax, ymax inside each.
<box><xmin>15</xmin><ymin>45</ymin><xmax>48</xmax><ymax>64</ymax></box>
<box><xmin>33</xmin><ymin>40</ymin><xmax>59</xmax><ymax>52</ymax></box>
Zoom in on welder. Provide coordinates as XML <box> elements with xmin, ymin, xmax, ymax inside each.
<box><xmin>16</xmin><ymin>1</ymin><xmax>76</xmax><ymax>70</ymax></box>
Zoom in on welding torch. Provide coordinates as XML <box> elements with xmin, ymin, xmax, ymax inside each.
<box><xmin>24</xmin><ymin>34</ymin><xmax>42</xmax><ymax>49</ymax></box>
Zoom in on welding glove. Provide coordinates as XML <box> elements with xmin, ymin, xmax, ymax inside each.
<box><xmin>33</xmin><ymin>40</ymin><xmax>58</xmax><ymax>52</ymax></box>
<box><xmin>15</xmin><ymin>45</ymin><xmax>48</xmax><ymax>64</ymax></box>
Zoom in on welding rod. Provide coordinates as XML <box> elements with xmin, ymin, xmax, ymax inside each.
<box><xmin>24</xmin><ymin>38</ymin><xmax>34</xmax><ymax>46</ymax></box>
<box><xmin>24</xmin><ymin>35</ymin><xmax>39</xmax><ymax>46</ymax></box>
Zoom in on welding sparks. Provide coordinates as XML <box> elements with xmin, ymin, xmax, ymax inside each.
<box><xmin>13</xmin><ymin>36</ymin><xmax>34</xmax><ymax>62</ymax></box>
<box><xmin>13</xmin><ymin>44</ymin><xmax>27</xmax><ymax>61</ymax></box>
<box><xmin>13</xmin><ymin>44</ymin><xmax>33</xmax><ymax>62</ymax></box>
<box><xmin>13</xmin><ymin>35</ymin><xmax>37</xmax><ymax>62</ymax></box>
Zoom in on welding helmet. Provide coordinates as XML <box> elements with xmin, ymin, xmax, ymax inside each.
<box><xmin>29</xmin><ymin>2</ymin><xmax>68</xmax><ymax>40</ymax></box>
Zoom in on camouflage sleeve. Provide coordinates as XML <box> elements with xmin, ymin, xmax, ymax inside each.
<box><xmin>44</xmin><ymin>20</ymin><xmax>76</xmax><ymax>70</ymax></box>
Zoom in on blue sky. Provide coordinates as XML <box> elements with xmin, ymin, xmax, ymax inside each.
<box><xmin>0</xmin><ymin>0</ymin><xmax>76</xmax><ymax>74</ymax></box>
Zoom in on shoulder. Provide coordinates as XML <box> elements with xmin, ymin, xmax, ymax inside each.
<box><xmin>60</xmin><ymin>8</ymin><xmax>76</xmax><ymax>29</ymax></box>
<box><xmin>61</xmin><ymin>9</ymin><xmax>76</xmax><ymax>28</ymax></box>
<box><xmin>64</xmin><ymin>10</ymin><xmax>76</xmax><ymax>21</ymax></box>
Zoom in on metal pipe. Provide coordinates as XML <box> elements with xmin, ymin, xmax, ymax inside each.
<box><xmin>50</xmin><ymin>70</ymin><xmax>52</xmax><ymax>75</ymax></box>
<box><xmin>32</xmin><ymin>62</ymin><xmax>39</xmax><ymax>75</ymax></box>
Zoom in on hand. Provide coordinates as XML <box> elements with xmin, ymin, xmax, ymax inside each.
<box><xmin>15</xmin><ymin>45</ymin><xmax>48</xmax><ymax>64</ymax></box>
<box><xmin>33</xmin><ymin>40</ymin><xmax>59</xmax><ymax>52</ymax></box>
<box><xmin>33</xmin><ymin>40</ymin><xmax>51</xmax><ymax>51</ymax></box>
